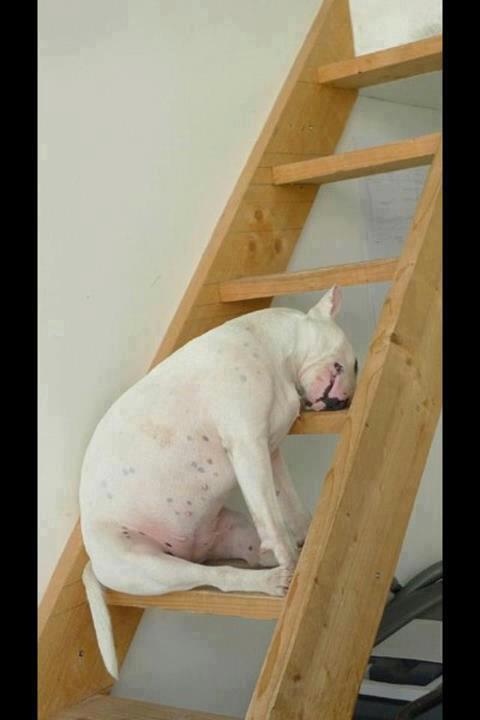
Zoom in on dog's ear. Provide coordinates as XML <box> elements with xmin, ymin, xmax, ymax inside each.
<box><xmin>307</xmin><ymin>285</ymin><xmax>342</xmax><ymax>320</ymax></box>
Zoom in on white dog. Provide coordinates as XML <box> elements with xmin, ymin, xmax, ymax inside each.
<box><xmin>80</xmin><ymin>285</ymin><xmax>357</xmax><ymax>678</ymax></box>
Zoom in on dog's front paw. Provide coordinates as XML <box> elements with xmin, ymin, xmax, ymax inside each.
<box><xmin>259</xmin><ymin>565</ymin><xmax>295</xmax><ymax>597</ymax></box>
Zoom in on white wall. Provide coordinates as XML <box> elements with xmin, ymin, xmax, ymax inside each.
<box><xmin>39</xmin><ymin>0</ymin><xmax>442</xmax><ymax>715</ymax></box>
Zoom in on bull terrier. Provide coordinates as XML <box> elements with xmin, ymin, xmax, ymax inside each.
<box><xmin>80</xmin><ymin>285</ymin><xmax>357</xmax><ymax>678</ymax></box>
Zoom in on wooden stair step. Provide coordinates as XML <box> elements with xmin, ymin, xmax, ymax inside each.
<box><xmin>317</xmin><ymin>35</ymin><xmax>442</xmax><ymax>89</ymax></box>
<box><xmin>219</xmin><ymin>257</ymin><xmax>398</xmax><ymax>302</ymax></box>
<box><xmin>272</xmin><ymin>133</ymin><xmax>440</xmax><ymax>186</ymax></box>
<box><xmin>54</xmin><ymin>694</ymin><xmax>238</xmax><ymax>720</ymax></box>
<box><xmin>106</xmin><ymin>587</ymin><xmax>283</xmax><ymax>620</ymax></box>
<box><xmin>289</xmin><ymin>409</ymin><xmax>347</xmax><ymax>434</ymax></box>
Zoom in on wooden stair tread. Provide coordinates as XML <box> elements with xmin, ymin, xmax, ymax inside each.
<box><xmin>106</xmin><ymin>587</ymin><xmax>283</xmax><ymax>619</ymax></box>
<box><xmin>54</xmin><ymin>694</ymin><xmax>238</xmax><ymax>720</ymax></box>
<box><xmin>219</xmin><ymin>257</ymin><xmax>398</xmax><ymax>302</ymax></box>
<box><xmin>272</xmin><ymin>133</ymin><xmax>440</xmax><ymax>186</ymax></box>
<box><xmin>289</xmin><ymin>409</ymin><xmax>347</xmax><ymax>434</ymax></box>
<box><xmin>317</xmin><ymin>35</ymin><xmax>442</xmax><ymax>89</ymax></box>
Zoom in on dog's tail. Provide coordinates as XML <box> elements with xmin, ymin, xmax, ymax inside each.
<box><xmin>82</xmin><ymin>561</ymin><xmax>119</xmax><ymax>680</ymax></box>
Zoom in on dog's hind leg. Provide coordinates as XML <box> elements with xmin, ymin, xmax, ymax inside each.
<box><xmin>271</xmin><ymin>448</ymin><xmax>312</xmax><ymax>548</ymax></box>
<box><xmin>203</xmin><ymin>508</ymin><xmax>277</xmax><ymax>567</ymax></box>
<box><xmin>83</xmin><ymin>523</ymin><xmax>291</xmax><ymax>678</ymax></box>
<box><xmin>85</xmin><ymin>522</ymin><xmax>292</xmax><ymax>597</ymax></box>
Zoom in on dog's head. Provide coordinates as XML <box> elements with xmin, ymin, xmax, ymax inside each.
<box><xmin>297</xmin><ymin>286</ymin><xmax>357</xmax><ymax>412</ymax></box>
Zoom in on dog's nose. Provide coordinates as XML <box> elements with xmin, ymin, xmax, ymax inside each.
<box><xmin>324</xmin><ymin>397</ymin><xmax>349</xmax><ymax>411</ymax></box>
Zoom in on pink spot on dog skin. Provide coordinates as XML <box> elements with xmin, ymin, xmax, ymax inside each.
<box><xmin>185</xmin><ymin>511</ymin><xmax>193</xmax><ymax>517</ymax></box>
<box><xmin>140</xmin><ymin>420</ymin><xmax>175</xmax><ymax>448</ymax></box>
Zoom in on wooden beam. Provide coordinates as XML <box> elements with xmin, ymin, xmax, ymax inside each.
<box><xmin>106</xmin><ymin>588</ymin><xmax>283</xmax><ymax>620</ymax></box>
<box><xmin>219</xmin><ymin>257</ymin><xmax>398</xmax><ymax>302</ymax></box>
<box><xmin>317</xmin><ymin>35</ymin><xmax>442</xmax><ymax>89</ymax></box>
<box><xmin>38</xmin><ymin>525</ymin><xmax>143</xmax><ymax>720</ymax></box>
<box><xmin>38</xmin><ymin>3</ymin><xmax>357</xmax><ymax>717</ymax></box>
<box><xmin>54</xmin><ymin>695</ymin><xmax>238</xmax><ymax>720</ymax></box>
<box><xmin>246</xmin><ymin>147</ymin><xmax>442</xmax><ymax>719</ymax></box>
<box><xmin>272</xmin><ymin>133</ymin><xmax>440</xmax><ymax>186</ymax></box>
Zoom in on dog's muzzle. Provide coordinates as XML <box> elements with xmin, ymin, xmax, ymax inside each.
<box><xmin>302</xmin><ymin>397</ymin><xmax>350</xmax><ymax>411</ymax></box>
<box><xmin>300</xmin><ymin>377</ymin><xmax>352</xmax><ymax>412</ymax></box>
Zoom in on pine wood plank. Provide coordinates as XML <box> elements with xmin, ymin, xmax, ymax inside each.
<box><xmin>246</xmin><ymin>146</ymin><xmax>442</xmax><ymax>720</ymax></box>
<box><xmin>272</xmin><ymin>133</ymin><xmax>440</xmax><ymax>186</ymax></box>
<box><xmin>317</xmin><ymin>35</ymin><xmax>442</xmax><ymax>89</ymax></box>
<box><xmin>219</xmin><ymin>257</ymin><xmax>398</xmax><ymax>302</ymax></box>
<box><xmin>106</xmin><ymin>588</ymin><xmax>283</xmax><ymax>620</ymax></box>
<box><xmin>289</xmin><ymin>409</ymin><xmax>347</xmax><ymax>434</ymax></box>
<box><xmin>54</xmin><ymin>695</ymin><xmax>238</xmax><ymax>720</ymax></box>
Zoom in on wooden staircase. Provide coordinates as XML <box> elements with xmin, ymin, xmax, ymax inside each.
<box><xmin>39</xmin><ymin>1</ymin><xmax>442</xmax><ymax>718</ymax></box>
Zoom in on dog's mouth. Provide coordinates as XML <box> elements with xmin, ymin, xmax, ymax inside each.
<box><xmin>299</xmin><ymin>379</ymin><xmax>351</xmax><ymax>412</ymax></box>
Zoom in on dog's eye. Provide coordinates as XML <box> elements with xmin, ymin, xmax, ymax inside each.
<box><xmin>334</xmin><ymin>362</ymin><xmax>344</xmax><ymax>373</ymax></box>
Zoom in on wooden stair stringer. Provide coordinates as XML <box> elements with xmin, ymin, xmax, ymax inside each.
<box><xmin>38</xmin><ymin>2</ymin><xmax>357</xmax><ymax>718</ymax></box>
<box><xmin>245</xmin><ymin>143</ymin><xmax>442</xmax><ymax>720</ymax></box>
